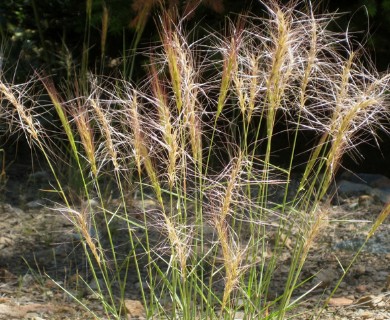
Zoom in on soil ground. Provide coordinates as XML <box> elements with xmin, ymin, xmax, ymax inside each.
<box><xmin>0</xmin><ymin>165</ymin><xmax>389</xmax><ymax>319</ymax></box>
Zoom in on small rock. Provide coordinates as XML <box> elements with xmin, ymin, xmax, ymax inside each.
<box><xmin>352</xmin><ymin>265</ymin><xmax>366</xmax><ymax>276</ymax></box>
<box><xmin>87</xmin><ymin>292</ymin><xmax>101</xmax><ymax>300</ymax></box>
<box><xmin>328</xmin><ymin>297</ymin><xmax>354</xmax><ymax>306</ymax></box>
<box><xmin>369</xmin><ymin>175</ymin><xmax>390</xmax><ymax>188</ymax></box>
<box><xmin>358</xmin><ymin>195</ymin><xmax>374</xmax><ymax>208</ymax></box>
<box><xmin>25</xmin><ymin>200</ymin><xmax>44</xmax><ymax>209</ymax></box>
<box><xmin>231</xmin><ymin>311</ymin><xmax>246</xmax><ymax>320</ymax></box>
<box><xmin>124</xmin><ymin>299</ymin><xmax>146</xmax><ymax>319</ymax></box>
<box><xmin>371</xmin><ymin>188</ymin><xmax>390</xmax><ymax>204</ymax></box>
<box><xmin>360</xmin><ymin>311</ymin><xmax>375</xmax><ymax>319</ymax></box>
<box><xmin>233</xmin><ymin>298</ymin><xmax>245</xmax><ymax>309</ymax></box>
<box><xmin>88</xmin><ymin>278</ymin><xmax>105</xmax><ymax>291</ymax></box>
<box><xmin>313</xmin><ymin>268</ymin><xmax>338</xmax><ymax>288</ymax></box>
<box><xmin>355</xmin><ymin>284</ymin><xmax>367</xmax><ymax>293</ymax></box>
<box><xmin>340</xmin><ymin>173</ymin><xmax>389</xmax><ymax>188</ymax></box>
<box><xmin>337</xmin><ymin>180</ymin><xmax>372</xmax><ymax>196</ymax></box>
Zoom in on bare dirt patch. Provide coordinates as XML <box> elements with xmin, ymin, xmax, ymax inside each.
<box><xmin>0</xmin><ymin>174</ymin><xmax>389</xmax><ymax>319</ymax></box>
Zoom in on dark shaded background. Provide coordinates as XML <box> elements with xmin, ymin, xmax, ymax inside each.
<box><xmin>0</xmin><ymin>0</ymin><xmax>389</xmax><ymax>177</ymax></box>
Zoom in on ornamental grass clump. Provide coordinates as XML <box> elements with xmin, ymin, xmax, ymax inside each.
<box><xmin>1</xmin><ymin>1</ymin><xmax>389</xmax><ymax>319</ymax></box>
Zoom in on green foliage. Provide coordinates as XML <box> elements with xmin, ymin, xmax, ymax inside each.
<box><xmin>363</xmin><ymin>0</ymin><xmax>377</xmax><ymax>16</ymax></box>
<box><xmin>362</xmin><ymin>0</ymin><xmax>390</xmax><ymax>17</ymax></box>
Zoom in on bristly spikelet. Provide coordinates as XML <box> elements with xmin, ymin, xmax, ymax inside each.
<box><xmin>89</xmin><ymin>97</ymin><xmax>120</xmax><ymax>172</ymax></box>
<box><xmin>0</xmin><ymin>81</ymin><xmax>40</xmax><ymax>143</ymax></box>
<box><xmin>150</xmin><ymin>65</ymin><xmax>180</xmax><ymax>188</ymax></box>
<box><xmin>70</xmin><ymin>103</ymin><xmax>97</xmax><ymax>177</ymax></box>
<box><xmin>127</xmin><ymin>91</ymin><xmax>161</xmax><ymax>196</ymax></box>
<box><xmin>324</xmin><ymin>55</ymin><xmax>390</xmax><ymax>191</ymax></box>
<box><xmin>157</xmin><ymin>11</ymin><xmax>203</xmax><ymax>165</ymax></box>
<box><xmin>210</xmin><ymin>154</ymin><xmax>246</xmax><ymax>309</ymax></box>
<box><xmin>62</xmin><ymin>204</ymin><xmax>102</xmax><ymax>268</ymax></box>
<box><xmin>216</xmin><ymin>23</ymin><xmax>242</xmax><ymax>118</ymax></box>
<box><xmin>160</xmin><ymin>13</ymin><xmax>184</xmax><ymax>112</ymax></box>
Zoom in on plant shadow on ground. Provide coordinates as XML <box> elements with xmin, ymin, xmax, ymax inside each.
<box><xmin>0</xmin><ymin>173</ymin><xmax>389</xmax><ymax>319</ymax></box>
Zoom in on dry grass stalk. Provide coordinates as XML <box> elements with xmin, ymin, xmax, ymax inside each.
<box><xmin>89</xmin><ymin>98</ymin><xmax>120</xmax><ymax>171</ymax></box>
<box><xmin>216</xmin><ymin>29</ymin><xmax>241</xmax><ymax>118</ymax></box>
<box><xmin>164</xmin><ymin>220</ymin><xmax>191</xmax><ymax>280</ymax></box>
<box><xmin>264</xmin><ymin>4</ymin><xmax>294</xmax><ymax>136</ymax></box>
<box><xmin>61</xmin><ymin>204</ymin><xmax>102</xmax><ymax>268</ymax></box>
<box><xmin>299</xmin><ymin>9</ymin><xmax>317</xmax><ymax>108</ymax></box>
<box><xmin>368</xmin><ymin>202</ymin><xmax>390</xmax><ymax>239</ymax></box>
<box><xmin>150</xmin><ymin>66</ymin><xmax>179</xmax><ymax>188</ymax></box>
<box><xmin>160</xmin><ymin>13</ymin><xmax>184</xmax><ymax>112</ymax></box>
<box><xmin>158</xmin><ymin>13</ymin><xmax>203</xmax><ymax>164</ymax></box>
<box><xmin>101</xmin><ymin>3</ymin><xmax>109</xmax><ymax>59</ymax></box>
<box><xmin>127</xmin><ymin>91</ymin><xmax>161</xmax><ymax>199</ymax></box>
<box><xmin>212</xmin><ymin>154</ymin><xmax>246</xmax><ymax>310</ymax></box>
<box><xmin>0</xmin><ymin>81</ymin><xmax>40</xmax><ymax>142</ymax></box>
<box><xmin>71</xmin><ymin>103</ymin><xmax>97</xmax><ymax>177</ymax></box>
